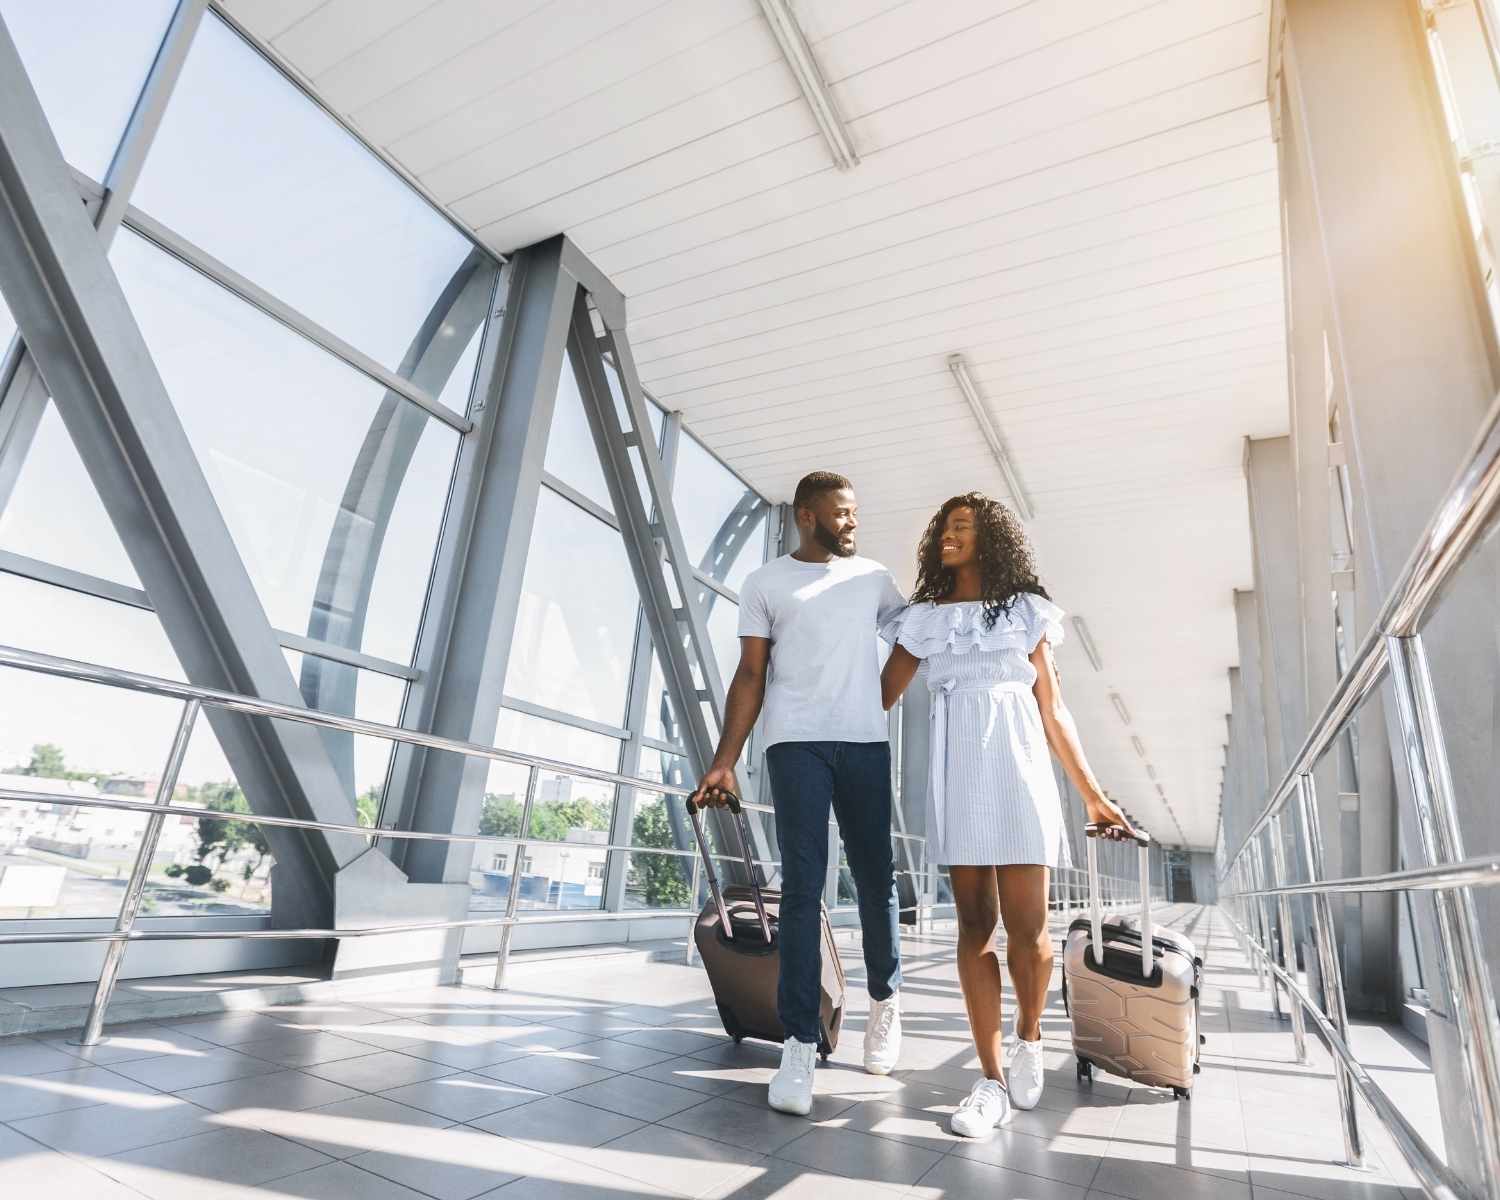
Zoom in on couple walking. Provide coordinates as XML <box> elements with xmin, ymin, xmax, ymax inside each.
<box><xmin>690</xmin><ymin>470</ymin><xmax>1136</xmax><ymax>1138</ymax></box>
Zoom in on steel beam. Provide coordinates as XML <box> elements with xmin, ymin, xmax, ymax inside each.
<box><xmin>0</xmin><ymin>13</ymin><xmax>362</xmax><ymax>926</ymax></box>
<box><xmin>389</xmin><ymin>238</ymin><xmax>573</xmax><ymax>894</ymax></box>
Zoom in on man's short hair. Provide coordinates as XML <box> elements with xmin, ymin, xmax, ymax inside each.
<box><xmin>793</xmin><ymin>470</ymin><xmax>853</xmax><ymax>511</ymax></box>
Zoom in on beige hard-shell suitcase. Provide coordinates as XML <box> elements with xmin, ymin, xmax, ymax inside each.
<box><xmin>687</xmin><ymin>795</ymin><xmax>846</xmax><ymax>1059</ymax></box>
<box><xmin>1062</xmin><ymin>825</ymin><xmax>1202</xmax><ymax>1096</ymax></box>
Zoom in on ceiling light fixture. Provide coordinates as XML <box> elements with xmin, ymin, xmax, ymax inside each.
<box><xmin>1071</xmin><ymin>616</ymin><xmax>1102</xmax><ymax>671</ymax></box>
<box><xmin>1109</xmin><ymin>692</ymin><xmax>1131</xmax><ymax>725</ymax></box>
<box><xmin>1130</xmin><ymin>735</ymin><xmax>1146</xmax><ymax>758</ymax></box>
<box><xmin>946</xmin><ymin>353</ymin><xmax>1034</xmax><ymax>519</ymax></box>
<box><xmin>756</xmin><ymin>0</ymin><xmax>859</xmax><ymax>170</ymax></box>
<box><xmin>1145</xmin><ymin>764</ymin><xmax>1157</xmax><ymax>781</ymax></box>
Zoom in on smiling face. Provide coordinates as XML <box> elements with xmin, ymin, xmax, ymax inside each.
<box><xmin>800</xmin><ymin>486</ymin><xmax>859</xmax><ymax>558</ymax></box>
<box><xmin>938</xmin><ymin>504</ymin><xmax>977</xmax><ymax>571</ymax></box>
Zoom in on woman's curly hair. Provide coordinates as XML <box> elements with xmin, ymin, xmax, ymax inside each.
<box><xmin>910</xmin><ymin>492</ymin><xmax>1048</xmax><ymax>629</ymax></box>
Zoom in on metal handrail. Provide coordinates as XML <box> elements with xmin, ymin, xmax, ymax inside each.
<box><xmin>1217</xmin><ymin>390</ymin><xmax>1500</xmax><ymax>1195</ymax></box>
<box><xmin>0</xmin><ymin>640</ymin><xmax>935</xmax><ymax>1044</ymax></box>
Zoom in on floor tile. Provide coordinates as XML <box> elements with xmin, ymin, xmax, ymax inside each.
<box><xmin>347</xmin><ymin>1125</ymin><xmax>522</xmax><ymax>1200</ymax></box>
<box><xmin>378</xmin><ymin>1072</ymin><xmax>545</xmax><ymax>1122</ymax></box>
<box><xmin>0</xmin><ymin>1036</ymin><xmax>102</xmax><ymax>1076</ymax></box>
<box><xmin>235</xmin><ymin>1031</ymin><xmax>380</xmax><ymax>1069</ymax></box>
<box><xmin>477</xmin><ymin>1054</ymin><xmax>617</xmax><ymax>1094</ymax></box>
<box><xmin>0</xmin><ymin>1121</ymin><xmax>156</xmax><ymax>1199</ymax></box>
<box><xmin>565</xmin><ymin>1038</ymin><xmax>679</xmax><ymax>1073</ymax></box>
<box><xmin>154</xmin><ymin>1013</ymin><xmax>287</xmax><ymax>1047</ymax></box>
<box><xmin>97</xmin><ymin>1127</ymin><xmax>330</xmax><ymax>1197</ymax></box>
<box><xmin>913</xmin><ymin>1151</ymin><xmax>1093</xmax><ymax>1200</ymax></box>
<box><xmin>106</xmin><ymin>1046</ymin><xmax>281</xmax><ymax>1092</ymax></box>
<box><xmin>950</xmin><ymin>1126</ymin><xmax>1107</xmax><ymax>1188</ymax></box>
<box><xmin>562</xmin><ymin>1122</ymin><xmax>765</xmax><ymax>1199</ymax></box>
<box><xmin>560</xmin><ymin>1072</ymin><xmax>703</xmax><ymax>1122</ymax></box>
<box><xmin>42</xmin><ymin>1025</ymin><xmax>225</xmax><ymax>1066</ymax></box>
<box><xmin>256</xmin><ymin>1159</ymin><xmax>436</xmax><ymax>1198</ymax></box>
<box><xmin>305</xmin><ymin>1050</ymin><xmax>458</xmax><ymax>1092</ymax></box>
<box><xmin>658</xmin><ymin>1092</ymin><xmax>823</xmax><ymax>1154</ymax></box>
<box><xmin>243</xmin><ymin>1093</ymin><xmax>454</xmax><ymax>1160</ymax></box>
<box><xmin>613</xmin><ymin>1027</ymin><xmax>722</xmax><ymax>1056</ymax></box>
<box><xmin>1090</xmin><ymin>1154</ymin><xmax>1252</xmax><ymax>1200</ymax></box>
<box><xmin>10</xmin><ymin>1093</ymin><xmax>215</xmax><ymax>1156</ymax></box>
<box><xmin>831</xmin><ymin>1097</ymin><xmax>964</xmax><ymax>1154</ymax></box>
<box><xmin>0</xmin><ymin>1063</ymin><xmax>161</xmax><ymax>1121</ymax></box>
<box><xmin>773</xmin><ymin>1126</ymin><xmax>945</xmax><ymax>1189</ymax></box>
<box><xmin>173</xmin><ymin>1068</ymin><xmax>361</xmax><ymax>1114</ymax></box>
<box><xmin>700</xmin><ymin>1157</ymin><xmax>909</xmax><ymax>1200</ymax></box>
<box><xmin>628</xmin><ymin>1055</ymin><xmax>754</xmax><ymax>1097</ymax></box>
<box><xmin>253</xmin><ymin>1004</ymin><xmax>394</xmax><ymax>1030</ymax></box>
<box><xmin>467</xmin><ymin>1094</ymin><xmax>646</xmax><ymax>1150</ymax></box>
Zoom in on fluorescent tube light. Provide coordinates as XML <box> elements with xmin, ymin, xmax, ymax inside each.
<box><xmin>1109</xmin><ymin>692</ymin><xmax>1131</xmax><ymax>725</ymax></box>
<box><xmin>757</xmin><ymin>0</ymin><xmax>859</xmax><ymax>170</ymax></box>
<box><xmin>1130</xmin><ymin>735</ymin><xmax>1146</xmax><ymax>758</ymax></box>
<box><xmin>1145</xmin><ymin>764</ymin><xmax>1157</xmax><ymax>781</ymax></box>
<box><xmin>1070</xmin><ymin>616</ymin><xmax>1102</xmax><ymax>671</ymax></box>
<box><xmin>946</xmin><ymin>353</ymin><xmax>1034</xmax><ymax>519</ymax></box>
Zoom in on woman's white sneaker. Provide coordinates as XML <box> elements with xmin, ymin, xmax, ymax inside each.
<box><xmin>768</xmin><ymin>1038</ymin><xmax>818</xmax><ymax>1116</ymax></box>
<box><xmin>1007</xmin><ymin>1030</ymin><xmax>1046</xmax><ymax>1111</ymax></box>
<box><xmin>950</xmin><ymin>1076</ymin><xmax>1011</xmax><ymax>1138</ymax></box>
<box><xmin>863</xmin><ymin>992</ymin><xmax>902</xmax><ymax>1075</ymax></box>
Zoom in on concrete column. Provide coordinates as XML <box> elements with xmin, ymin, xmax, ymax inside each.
<box><xmin>1284</xmin><ymin>0</ymin><xmax>1500</xmax><ymax>1182</ymax></box>
<box><xmin>1232</xmin><ymin>592</ymin><xmax>1273</xmax><ymax>809</ymax></box>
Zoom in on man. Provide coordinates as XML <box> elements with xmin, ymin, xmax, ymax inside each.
<box><xmin>692</xmin><ymin>470</ymin><xmax>906</xmax><ymax>1116</ymax></box>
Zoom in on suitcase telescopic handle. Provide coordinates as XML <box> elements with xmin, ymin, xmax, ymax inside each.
<box><xmin>685</xmin><ymin>788</ymin><xmax>772</xmax><ymax>943</ymax></box>
<box><xmin>1084</xmin><ymin>823</ymin><xmax>1154</xmax><ymax>979</ymax></box>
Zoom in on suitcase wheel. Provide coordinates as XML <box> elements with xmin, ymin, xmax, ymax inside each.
<box><xmin>1076</xmin><ymin>1057</ymin><xmax>1093</xmax><ymax>1085</ymax></box>
<box><xmin>1173</xmin><ymin>1086</ymin><xmax>1191</xmax><ymax>1101</ymax></box>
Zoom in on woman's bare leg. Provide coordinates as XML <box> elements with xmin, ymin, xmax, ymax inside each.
<box><xmin>949</xmin><ymin>865</ymin><xmax>1004</xmax><ymax>1080</ymax></box>
<box><xmin>997</xmin><ymin>865</ymin><xmax>1052</xmax><ymax>1042</ymax></box>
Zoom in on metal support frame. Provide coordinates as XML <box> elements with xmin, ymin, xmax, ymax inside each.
<box><xmin>1267</xmin><ymin>811</ymin><xmax>1309</xmax><ymax>1063</ymax></box>
<box><xmin>0</xmin><ymin>13</ymin><xmax>361</xmax><ymax>926</ymax></box>
<box><xmin>390</xmin><ymin>239</ymin><xmax>572</xmax><ymax>891</ymax></box>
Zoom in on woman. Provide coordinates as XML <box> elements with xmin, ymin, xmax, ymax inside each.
<box><xmin>880</xmin><ymin>493</ymin><xmax>1135</xmax><ymax>1138</ymax></box>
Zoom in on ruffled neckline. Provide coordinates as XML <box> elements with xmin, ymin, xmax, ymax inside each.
<box><xmin>884</xmin><ymin>597</ymin><xmax>1048</xmax><ymax>658</ymax></box>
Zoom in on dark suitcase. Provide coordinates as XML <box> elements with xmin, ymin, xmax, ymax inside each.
<box><xmin>1062</xmin><ymin>824</ymin><xmax>1203</xmax><ymax>1097</ymax></box>
<box><xmin>686</xmin><ymin>793</ymin><xmax>846</xmax><ymax>1059</ymax></box>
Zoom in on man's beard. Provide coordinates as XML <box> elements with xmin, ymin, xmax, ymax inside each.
<box><xmin>813</xmin><ymin>517</ymin><xmax>856</xmax><ymax>558</ymax></box>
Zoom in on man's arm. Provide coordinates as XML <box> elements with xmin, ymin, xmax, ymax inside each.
<box><xmin>691</xmin><ymin>636</ymin><xmax>770</xmax><ymax>806</ymax></box>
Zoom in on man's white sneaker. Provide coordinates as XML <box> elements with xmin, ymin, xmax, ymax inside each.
<box><xmin>1007</xmin><ymin>1029</ymin><xmax>1046</xmax><ymax>1111</ymax></box>
<box><xmin>768</xmin><ymin>1038</ymin><xmax>818</xmax><ymax>1116</ymax></box>
<box><xmin>863</xmin><ymin>992</ymin><xmax>902</xmax><ymax>1075</ymax></box>
<box><xmin>949</xmin><ymin>1076</ymin><xmax>1011</xmax><ymax>1138</ymax></box>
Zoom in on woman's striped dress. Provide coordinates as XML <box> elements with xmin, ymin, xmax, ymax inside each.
<box><xmin>883</xmin><ymin>594</ymin><xmax>1071</xmax><ymax>868</ymax></box>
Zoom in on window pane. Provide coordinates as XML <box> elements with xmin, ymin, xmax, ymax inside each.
<box><xmin>0</xmin><ymin>576</ymin><xmax>189</xmax><ymax>919</ymax></box>
<box><xmin>544</xmin><ymin>351</ymin><xmax>612</xmax><ymax>514</ymax></box>
<box><xmin>111</xmin><ymin>230</ymin><xmax>459</xmax><ymax>666</ymax></box>
<box><xmin>0</xmin><ymin>400</ymin><xmax>141</xmax><ymax>588</ymax></box>
<box><xmin>671</xmin><ymin>434</ymin><xmax>768</xmax><ymax>592</ymax></box>
<box><xmin>1</xmin><ymin>294</ymin><xmax>15</xmax><ymax>349</ymax></box>
<box><xmin>705</xmin><ymin>596</ymin><xmax>739</xmax><ymax>696</ymax></box>
<box><xmin>642</xmin><ymin>649</ymin><xmax>683</xmax><ymax>749</ymax></box>
<box><xmin>621</xmin><ymin>850</ymin><xmax>698</xmax><ymax>912</ymax></box>
<box><xmin>281</xmin><ymin>649</ymin><xmax>407</xmax><ymax>826</ymax></box>
<box><xmin>132</xmin><ymin>15</ymin><xmax>483</xmax><ymax>386</ymax></box>
<box><xmin>1</xmin><ymin>0</ymin><xmax>176</xmax><ymax>178</ymax></box>
<box><xmin>471</xmin><ymin>709</ymin><xmax>620</xmax><ymax>912</ymax></box>
<box><xmin>503</xmin><ymin>489</ymin><xmax>641</xmax><ymax>726</ymax></box>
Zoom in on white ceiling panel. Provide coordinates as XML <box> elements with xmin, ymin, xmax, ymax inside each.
<box><xmin>228</xmin><ymin>0</ymin><xmax>1283</xmax><ymax>848</ymax></box>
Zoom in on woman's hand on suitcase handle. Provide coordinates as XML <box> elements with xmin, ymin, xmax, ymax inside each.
<box><xmin>1084</xmin><ymin>796</ymin><xmax>1144</xmax><ymax>844</ymax></box>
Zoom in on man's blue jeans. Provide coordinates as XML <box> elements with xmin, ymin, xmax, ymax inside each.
<box><xmin>765</xmin><ymin>741</ymin><xmax>902</xmax><ymax>1045</ymax></box>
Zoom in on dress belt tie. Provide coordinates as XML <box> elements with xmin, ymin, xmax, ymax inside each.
<box><xmin>927</xmin><ymin>679</ymin><xmax>1033</xmax><ymax>865</ymax></box>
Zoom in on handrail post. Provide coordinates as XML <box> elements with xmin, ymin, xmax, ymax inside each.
<box><xmin>75</xmin><ymin>699</ymin><xmax>200</xmax><ymax>1046</ymax></box>
<box><xmin>1252</xmin><ymin>838</ymin><xmax>1284</xmax><ymax>1021</ymax></box>
<box><xmin>1268</xmin><ymin>811</ymin><xmax>1308</xmax><ymax>1063</ymax></box>
<box><xmin>1294</xmin><ymin>772</ymin><xmax>1364</xmax><ymax>1168</ymax></box>
<box><xmin>492</xmin><ymin>765</ymin><xmax>540</xmax><ymax>991</ymax></box>
<box><xmin>1385</xmin><ymin>634</ymin><xmax>1500</xmax><ymax>1188</ymax></box>
<box><xmin>686</xmin><ymin>855</ymin><xmax>702</xmax><ymax>966</ymax></box>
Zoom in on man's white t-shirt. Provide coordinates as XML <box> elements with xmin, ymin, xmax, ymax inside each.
<box><xmin>738</xmin><ymin>554</ymin><xmax>907</xmax><ymax>749</ymax></box>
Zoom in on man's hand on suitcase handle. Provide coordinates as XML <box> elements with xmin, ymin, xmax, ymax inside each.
<box><xmin>688</xmin><ymin>765</ymin><xmax>742</xmax><ymax>814</ymax></box>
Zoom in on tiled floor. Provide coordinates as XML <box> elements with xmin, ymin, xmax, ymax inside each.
<box><xmin>0</xmin><ymin>906</ymin><xmax>1436</xmax><ymax>1199</ymax></box>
